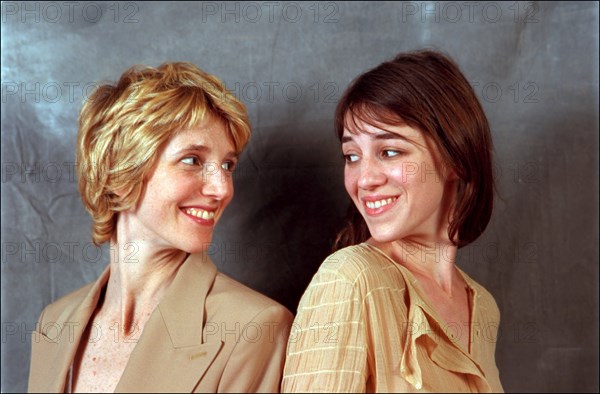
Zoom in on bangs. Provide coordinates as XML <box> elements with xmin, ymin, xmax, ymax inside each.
<box><xmin>343</xmin><ymin>103</ymin><xmax>407</xmax><ymax>134</ymax></box>
<box><xmin>147</xmin><ymin>86</ymin><xmax>210</xmax><ymax>132</ymax></box>
<box><xmin>338</xmin><ymin>102</ymin><xmax>419</xmax><ymax>148</ymax></box>
<box><xmin>150</xmin><ymin>87</ymin><xmax>244</xmax><ymax>153</ymax></box>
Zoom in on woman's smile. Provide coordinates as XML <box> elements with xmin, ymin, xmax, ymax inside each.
<box><xmin>181</xmin><ymin>206</ymin><xmax>218</xmax><ymax>225</ymax></box>
<box><xmin>361</xmin><ymin>195</ymin><xmax>399</xmax><ymax>216</ymax></box>
<box><xmin>343</xmin><ymin>121</ymin><xmax>453</xmax><ymax>244</ymax></box>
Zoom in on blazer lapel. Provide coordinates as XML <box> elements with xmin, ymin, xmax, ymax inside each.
<box><xmin>34</xmin><ymin>267</ymin><xmax>111</xmax><ymax>392</ymax></box>
<box><xmin>116</xmin><ymin>253</ymin><xmax>224</xmax><ymax>393</ymax></box>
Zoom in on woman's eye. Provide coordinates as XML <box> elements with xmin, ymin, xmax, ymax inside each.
<box><xmin>344</xmin><ymin>154</ymin><xmax>360</xmax><ymax>163</ymax></box>
<box><xmin>221</xmin><ymin>161</ymin><xmax>236</xmax><ymax>172</ymax></box>
<box><xmin>382</xmin><ymin>150</ymin><xmax>401</xmax><ymax>158</ymax></box>
<box><xmin>181</xmin><ymin>156</ymin><xmax>200</xmax><ymax>166</ymax></box>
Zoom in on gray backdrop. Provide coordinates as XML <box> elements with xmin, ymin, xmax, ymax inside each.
<box><xmin>1</xmin><ymin>1</ymin><xmax>598</xmax><ymax>392</ymax></box>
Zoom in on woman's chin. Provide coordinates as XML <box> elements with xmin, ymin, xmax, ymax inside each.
<box><xmin>367</xmin><ymin>230</ymin><xmax>400</xmax><ymax>244</ymax></box>
<box><xmin>174</xmin><ymin>238</ymin><xmax>215</xmax><ymax>255</ymax></box>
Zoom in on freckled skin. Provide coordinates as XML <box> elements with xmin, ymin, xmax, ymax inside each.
<box><xmin>72</xmin><ymin>302</ymin><xmax>154</xmax><ymax>392</ymax></box>
<box><xmin>343</xmin><ymin>120</ymin><xmax>473</xmax><ymax>352</ymax></box>
<box><xmin>71</xmin><ymin>119</ymin><xmax>237</xmax><ymax>392</ymax></box>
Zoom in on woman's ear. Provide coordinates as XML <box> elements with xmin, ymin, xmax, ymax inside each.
<box><xmin>445</xmin><ymin>166</ymin><xmax>459</xmax><ymax>181</ymax></box>
<box><xmin>439</xmin><ymin>160</ymin><xmax>459</xmax><ymax>181</ymax></box>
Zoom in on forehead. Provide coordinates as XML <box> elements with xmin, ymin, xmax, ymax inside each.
<box><xmin>342</xmin><ymin>116</ymin><xmax>423</xmax><ymax>143</ymax></box>
<box><xmin>164</xmin><ymin>116</ymin><xmax>234</xmax><ymax>153</ymax></box>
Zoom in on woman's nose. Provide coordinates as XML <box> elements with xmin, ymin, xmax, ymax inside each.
<box><xmin>201</xmin><ymin>162</ymin><xmax>231</xmax><ymax>200</ymax></box>
<box><xmin>357</xmin><ymin>158</ymin><xmax>386</xmax><ymax>190</ymax></box>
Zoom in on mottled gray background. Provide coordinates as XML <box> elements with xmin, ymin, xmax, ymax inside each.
<box><xmin>1</xmin><ymin>1</ymin><xmax>598</xmax><ymax>392</ymax></box>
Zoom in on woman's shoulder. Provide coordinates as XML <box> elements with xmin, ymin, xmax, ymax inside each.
<box><xmin>315</xmin><ymin>243</ymin><xmax>406</xmax><ymax>287</ymax></box>
<box><xmin>319</xmin><ymin>243</ymin><xmax>400</xmax><ymax>280</ymax></box>
<box><xmin>36</xmin><ymin>280</ymin><xmax>98</xmax><ymax>324</ymax></box>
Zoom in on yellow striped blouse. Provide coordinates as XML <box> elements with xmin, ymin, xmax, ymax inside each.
<box><xmin>282</xmin><ymin>243</ymin><xmax>503</xmax><ymax>393</ymax></box>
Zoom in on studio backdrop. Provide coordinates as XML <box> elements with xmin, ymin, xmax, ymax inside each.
<box><xmin>1</xmin><ymin>1</ymin><xmax>598</xmax><ymax>392</ymax></box>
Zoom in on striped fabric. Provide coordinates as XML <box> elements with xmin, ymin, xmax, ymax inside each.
<box><xmin>282</xmin><ymin>243</ymin><xmax>503</xmax><ymax>393</ymax></box>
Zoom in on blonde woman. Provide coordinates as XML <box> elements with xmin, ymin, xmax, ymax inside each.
<box><xmin>28</xmin><ymin>62</ymin><xmax>293</xmax><ymax>393</ymax></box>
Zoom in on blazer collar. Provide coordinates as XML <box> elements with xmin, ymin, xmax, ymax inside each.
<box><xmin>115</xmin><ymin>253</ymin><xmax>223</xmax><ymax>392</ymax></box>
<box><xmin>155</xmin><ymin>252</ymin><xmax>217</xmax><ymax>347</ymax></box>
<box><xmin>39</xmin><ymin>253</ymin><xmax>221</xmax><ymax>393</ymax></box>
<box><xmin>35</xmin><ymin>265</ymin><xmax>111</xmax><ymax>393</ymax></box>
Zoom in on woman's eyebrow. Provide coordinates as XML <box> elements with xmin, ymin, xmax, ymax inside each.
<box><xmin>175</xmin><ymin>144</ymin><xmax>239</xmax><ymax>160</ymax></box>
<box><xmin>225</xmin><ymin>151</ymin><xmax>240</xmax><ymax>160</ymax></box>
<box><xmin>341</xmin><ymin>131</ymin><xmax>409</xmax><ymax>144</ymax></box>
<box><xmin>373</xmin><ymin>131</ymin><xmax>409</xmax><ymax>141</ymax></box>
<box><xmin>177</xmin><ymin>144</ymin><xmax>209</xmax><ymax>153</ymax></box>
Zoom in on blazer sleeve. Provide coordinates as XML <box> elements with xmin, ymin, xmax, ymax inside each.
<box><xmin>281</xmin><ymin>262</ymin><xmax>368</xmax><ymax>393</ymax></box>
<box><xmin>217</xmin><ymin>304</ymin><xmax>294</xmax><ymax>393</ymax></box>
<box><xmin>28</xmin><ymin>306</ymin><xmax>47</xmax><ymax>393</ymax></box>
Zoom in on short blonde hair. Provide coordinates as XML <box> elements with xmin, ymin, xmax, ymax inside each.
<box><xmin>77</xmin><ymin>62</ymin><xmax>251</xmax><ymax>245</ymax></box>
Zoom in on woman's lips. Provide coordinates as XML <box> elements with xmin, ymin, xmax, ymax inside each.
<box><xmin>361</xmin><ymin>196</ymin><xmax>398</xmax><ymax>216</ymax></box>
<box><xmin>181</xmin><ymin>207</ymin><xmax>216</xmax><ymax>225</ymax></box>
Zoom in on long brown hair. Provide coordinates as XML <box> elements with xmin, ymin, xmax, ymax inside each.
<box><xmin>333</xmin><ymin>50</ymin><xmax>495</xmax><ymax>250</ymax></box>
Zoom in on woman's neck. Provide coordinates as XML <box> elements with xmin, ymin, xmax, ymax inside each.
<box><xmin>368</xmin><ymin>237</ymin><xmax>459</xmax><ymax>296</ymax></box>
<box><xmin>101</xmin><ymin>237</ymin><xmax>189</xmax><ymax>336</ymax></box>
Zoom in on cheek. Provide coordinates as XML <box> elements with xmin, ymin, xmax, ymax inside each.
<box><xmin>138</xmin><ymin>177</ymin><xmax>168</xmax><ymax>211</ymax></box>
<box><xmin>344</xmin><ymin>166</ymin><xmax>358</xmax><ymax>196</ymax></box>
<box><xmin>223</xmin><ymin>181</ymin><xmax>234</xmax><ymax>205</ymax></box>
<box><xmin>160</xmin><ymin>175</ymin><xmax>202</xmax><ymax>207</ymax></box>
<box><xmin>390</xmin><ymin>161</ymin><xmax>422</xmax><ymax>186</ymax></box>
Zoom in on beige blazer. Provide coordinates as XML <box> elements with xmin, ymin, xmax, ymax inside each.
<box><xmin>28</xmin><ymin>253</ymin><xmax>293</xmax><ymax>393</ymax></box>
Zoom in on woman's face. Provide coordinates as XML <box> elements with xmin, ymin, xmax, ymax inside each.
<box><xmin>342</xmin><ymin>117</ymin><xmax>456</xmax><ymax>245</ymax></box>
<box><xmin>124</xmin><ymin>115</ymin><xmax>237</xmax><ymax>253</ymax></box>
